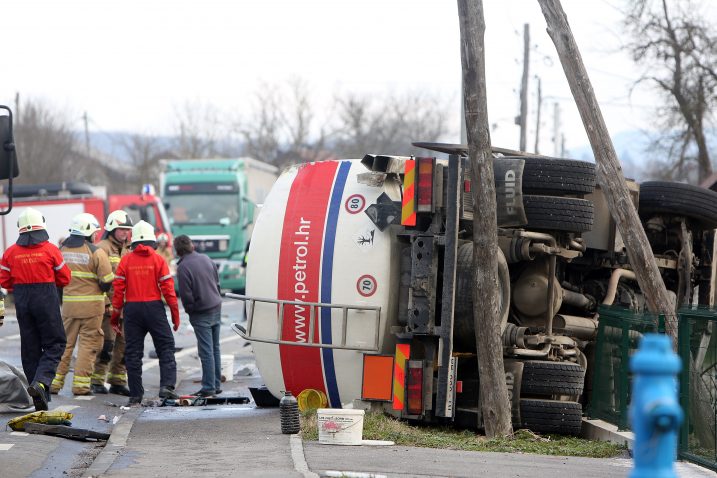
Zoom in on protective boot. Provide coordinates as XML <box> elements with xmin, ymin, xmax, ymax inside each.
<box><xmin>158</xmin><ymin>386</ymin><xmax>179</xmax><ymax>399</ymax></box>
<box><xmin>28</xmin><ymin>382</ymin><xmax>49</xmax><ymax>411</ymax></box>
<box><xmin>91</xmin><ymin>383</ymin><xmax>109</xmax><ymax>394</ymax></box>
<box><xmin>109</xmin><ymin>384</ymin><xmax>131</xmax><ymax>396</ymax></box>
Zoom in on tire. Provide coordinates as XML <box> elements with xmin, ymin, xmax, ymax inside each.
<box><xmin>520</xmin><ymin>399</ymin><xmax>583</xmax><ymax>435</ymax></box>
<box><xmin>639</xmin><ymin>181</ymin><xmax>717</xmax><ymax>229</ymax></box>
<box><xmin>523</xmin><ymin>195</ymin><xmax>594</xmax><ymax>233</ymax></box>
<box><xmin>521</xmin><ymin>360</ymin><xmax>586</xmax><ymax>397</ymax></box>
<box><xmin>518</xmin><ymin>157</ymin><xmax>596</xmax><ymax>195</ymax></box>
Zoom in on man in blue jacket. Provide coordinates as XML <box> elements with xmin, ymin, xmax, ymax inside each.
<box><xmin>174</xmin><ymin>235</ymin><xmax>223</xmax><ymax>397</ymax></box>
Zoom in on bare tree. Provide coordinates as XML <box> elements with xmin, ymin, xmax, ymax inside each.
<box><xmin>238</xmin><ymin>79</ymin><xmax>332</xmax><ymax>167</ymax></box>
<box><xmin>333</xmin><ymin>90</ymin><xmax>449</xmax><ymax>158</ymax></box>
<box><xmin>624</xmin><ymin>0</ymin><xmax>717</xmax><ymax>183</ymax></box>
<box><xmin>173</xmin><ymin>100</ymin><xmax>226</xmax><ymax>158</ymax></box>
<box><xmin>123</xmin><ymin>134</ymin><xmax>163</xmax><ymax>191</ymax></box>
<box><xmin>13</xmin><ymin>98</ymin><xmax>79</xmax><ymax>184</ymax></box>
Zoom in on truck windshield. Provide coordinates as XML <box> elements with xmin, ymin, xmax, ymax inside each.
<box><xmin>166</xmin><ymin>193</ymin><xmax>240</xmax><ymax>225</ymax></box>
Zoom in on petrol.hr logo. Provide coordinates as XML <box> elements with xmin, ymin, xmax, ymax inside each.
<box><xmin>292</xmin><ymin>217</ymin><xmax>311</xmax><ymax>342</ymax></box>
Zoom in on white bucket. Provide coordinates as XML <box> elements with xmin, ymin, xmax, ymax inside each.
<box><xmin>317</xmin><ymin>408</ymin><xmax>365</xmax><ymax>446</ymax></box>
<box><xmin>220</xmin><ymin>354</ymin><xmax>234</xmax><ymax>381</ymax></box>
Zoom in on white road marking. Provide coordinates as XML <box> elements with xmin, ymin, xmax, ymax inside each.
<box><xmin>52</xmin><ymin>405</ymin><xmax>80</xmax><ymax>412</ymax></box>
<box><xmin>0</xmin><ymin>333</ymin><xmax>21</xmax><ymax>342</ymax></box>
<box><xmin>0</xmin><ymin>444</ymin><xmax>14</xmax><ymax>450</ymax></box>
<box><xmin>74</xmin><ymin>395</ymin><xmax>94</xmax><ymax>401</ymax></box>
<box><xmin>10</xmin><ymin>432</ymin><xmax>28</xmax><ymax>437</ymax></box>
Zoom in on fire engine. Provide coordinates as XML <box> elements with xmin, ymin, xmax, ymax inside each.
<box><xmin>233</xmin><ymin>144</ymin><xmax>717</xmax><ymax>434</ymax></box>
<box><xmin>0</xmin><ymin>182</ymin><xmax>171</xmax><ymax>248</ymax></box>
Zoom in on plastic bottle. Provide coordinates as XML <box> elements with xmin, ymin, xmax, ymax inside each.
<box><xmin>280</xmin><ymin>391</ymin><xmax>300</xmax><ymax>434</ymax></box>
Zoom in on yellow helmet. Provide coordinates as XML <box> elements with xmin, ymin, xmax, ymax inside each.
<box><xmin>17</xmin><ymin>207</ymin><xmax>46</xmax><ymax>233</ymax></box>
<box><xmin>70</xmin><ymin>213</ymin><xmax>101</xmax><ymax>237</ymax></box>
<box><xmin>131</xmin><ymin>220</ymin><xmax>156</xmax><ymax>243</ymax></box>
<box><xmin>105</xmin><ymin>210</ymin><xmax>133</xmax><ymax>231</ymax></box>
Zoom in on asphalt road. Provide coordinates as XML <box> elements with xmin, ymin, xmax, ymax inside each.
<box><xmin>0</xmin><ymin>297</ymin><xmax>250</xmax><ymax>477</ymax></box>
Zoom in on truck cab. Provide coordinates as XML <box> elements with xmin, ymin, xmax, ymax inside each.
<box><xmin>160</xmin><ymin>158</ymin><xmax>278</xmax><ymax>292</ymax></box>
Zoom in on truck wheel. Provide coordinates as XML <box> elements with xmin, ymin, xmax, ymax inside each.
<box><xmin>521</xmin><ymin>360</ymin><xmax>585</xmax><ymax>397</ymax></box>
<box><xmin>520</xmin><ymin>399</ymin><xmax>583</xmax><ymax>435</ymax></box>
<box><xmin>639</xmin><ymin>181</ymin><xmax>717</xmax><ymax>229</ymax></box>
<box><xmin>519</xmin><ymin>157</ymin><xmax>596</xmax><ymax>195</ymax></box>
<box><xmin>523</xmin><ymin>196</ymin><xmax>594</xmax><ymax>233</ymax></box>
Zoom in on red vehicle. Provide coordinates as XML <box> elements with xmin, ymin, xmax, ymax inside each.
<box><xmin>0</xmin><ymin>182</ymin><xmax>171</xmax><ymax>249</ymax></box>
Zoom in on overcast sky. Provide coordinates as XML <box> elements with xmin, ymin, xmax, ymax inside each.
<box><xmin>3</xmin><ymin>0</ymin><xmax>656</xmax><ymax>153</ymax></box>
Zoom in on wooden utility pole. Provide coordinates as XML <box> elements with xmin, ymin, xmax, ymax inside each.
<box><xmin>457</xmin><ymin>0</ymin><xmax>513</xmax><ymax>438</ymax></box>
<box><xmin>534</xmin><ymin>77</ymin><xmax>542</xmax><ymax>154</ymax></box>
<box><xmin>82</xmin><ymin>111</ymin><xmax>90</xmax><ymax>158</ymax></box>
<box><xmin>537</xmin><ymin>0</ymin><xmax>677</xmax><ymax>337</ymax></box>
<box><xmin>519</xmin><ymin>23</ymin><xmax>530</xmax><ymax>152</ymax></box>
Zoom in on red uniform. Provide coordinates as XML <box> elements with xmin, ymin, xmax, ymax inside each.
<box><xmin>111</xmin><ymin>244</ymin><xmax>179</xmax><ymax>399</ymax></box>
<box><xmin>0</xmin><ymin>241</ymin><xmax>71</xmax><ymax>290</ymax></box>
<box><xmin>0</xmin><ymin>240</ymin><xmax>72</xmax><ymax>395</ymax></box>
<box><xmin>112</xmin><ymin>245</ymin><xmax>178</xmax><ymax>318</ymax></box>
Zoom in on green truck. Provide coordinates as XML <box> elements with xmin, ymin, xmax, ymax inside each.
<box><xmin>159</xmin><ymin>158</ymin><xmax>278</xmax><ymax>292</ymax></box>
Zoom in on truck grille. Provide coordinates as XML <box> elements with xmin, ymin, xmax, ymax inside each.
<box><xmin>190</xmin><ymin>236</ymin><xmax>230</xmax><ymax>253</ymax></box>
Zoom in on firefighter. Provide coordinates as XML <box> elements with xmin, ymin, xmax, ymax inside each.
<box><xmin>0</xmin><ymin>207</ymin><xmax>71</xmax><ymax>410</ymax></box>
<box><xmin>112</xmin><ymin>220</ymin><xmax>180</xmax><ymax>405</ymax></box>
<box><xmin>91</xmin><ymin>210</ymin><xmax>133</xmax><ymax>396</ymax></box>
<box><xmin>51</xmin><ymin>213</ymin><xmax>114</xmax><ymax>396</ymax></box>
<box><xmin>156</xmin><ymin>233</ymin><xmax>174</xmax><ymax>266</ymax></box>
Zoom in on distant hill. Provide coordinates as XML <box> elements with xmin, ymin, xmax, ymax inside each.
<box><xmin>86</xmin><ymin>129</ymin><xmax>658</xmax><ymax>181</ymax></box>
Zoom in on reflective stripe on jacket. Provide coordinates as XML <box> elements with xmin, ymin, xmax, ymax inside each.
<box><xmin>98</xmin><ymin>236</ymin><xmax>128</xmax><ymax>307</ymax></box>
<box><xmin>61</xmin><ymin>240</ymin><xmax>113</xmax><ymax>318</ymax></box>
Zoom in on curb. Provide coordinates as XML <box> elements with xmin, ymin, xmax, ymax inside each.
<box><xmin>83</xmin><ymin>407</ymin><xmax>142</xmax><ymax>478</ymax></box>
<box><xmin>582</xmin><ymin>418</ymin><xmax>634</xmax><ymax>449</ymax></box>
<box><xmin>290</xmin><ymin>435</ymin><xmax>320</xmax><ymax>478</ymax></box>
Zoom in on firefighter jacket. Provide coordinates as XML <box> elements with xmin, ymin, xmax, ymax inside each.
<box><xmin>0</xmin><ymin>241</ymin><xmax>71</xmax><ymax>291</ymax></box>
<box><xmin>98</xmin><ymin>236</ymin><xmax>128</xmax><ymax>307</ymax></box>
<box><xmin>111</xmin><ymin>244</ymin><xmax>179</xmax><ymax>318</ymax></box>
<box><xmin>61</xmin><ymin>239</ymin><xmax>114</xmax><ymax>318</ymax></box>
<box><xmin>157</xmin><ymin>246</ymin><xmax>173</xmax><ymax>266</ymax></box>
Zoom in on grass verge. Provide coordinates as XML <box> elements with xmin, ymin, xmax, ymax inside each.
<box><xmin>300</xmin><ymin>410</ymin><xmax>625</xmax><ymax>458</ymax></box>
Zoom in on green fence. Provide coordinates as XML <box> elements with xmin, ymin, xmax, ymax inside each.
<box><xmin>588</xmin><ymin>305</ymin><xmax>662</xmax><ymax>430</ymax></box>
<box><xmin>678</xmin><ymin>307</ymin><xmax>717</xmax><ymax>471</ymax></box>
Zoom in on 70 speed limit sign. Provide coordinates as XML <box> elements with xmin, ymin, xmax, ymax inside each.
<box><xmin>356</xmin><ymin>274</ymin><xmax>377</xmax><ymax>297</ymax></box>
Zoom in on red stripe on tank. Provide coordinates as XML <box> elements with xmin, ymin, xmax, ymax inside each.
<box><xmin>277</xmin><ymin>161</ymin><xmax>338</xmax><ymax>396</ymax></box>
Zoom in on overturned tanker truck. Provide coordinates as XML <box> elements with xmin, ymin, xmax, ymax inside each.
<box><xmin>231</xmin><ymin>143</ymin><xmax>717</xmax><ymax>434</ymax></box>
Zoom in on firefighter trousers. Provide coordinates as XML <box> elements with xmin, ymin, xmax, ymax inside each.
<box><xmin>124</xmin><ymin>300</ymin><xmax>176</xmax><ymax>398</ymax></box>
<box><xmin>52</xmin><ymin>314</ymin><xmax>103</xmax><ymax>394</ymax></box>
<box><xmin>14</xmin><ymin>284</ymin><xmax>66</xmax><ymax>390</ymax></box>
<box><xmin>91</xmin><ymin>310</ymin><xmax>127</xmax><ymax>386</ymax></box>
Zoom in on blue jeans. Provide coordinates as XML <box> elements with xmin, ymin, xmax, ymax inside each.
<box><xmin>190</xmin><ymin>310</ymin><xmax>222</xmax><ymax>392</ymax></box>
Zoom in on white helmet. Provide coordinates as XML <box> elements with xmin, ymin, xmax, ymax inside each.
<box><xmin>70</xmin><ymin>213</ymin><xmax>101</xmax><ymax>237</ymax></box>
<box><xmin>17</xmin><ymin>207</ymin><xmax>46</xmax><ymax>233</ymax></box>
<box><xmin>105</xmin><ymin>210</ymin><xmax>133</xmax><ymax>232</ymax></box>
<box><xmin>131</xmin><ymin>220</ymin><xmax>156</xmax><ymax>243</ymax></box>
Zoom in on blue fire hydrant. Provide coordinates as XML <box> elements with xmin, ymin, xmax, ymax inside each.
<box><xmin>629</xmin><ymin>333</ymin><xmax>683</xmax><ymax>478</ymax></box>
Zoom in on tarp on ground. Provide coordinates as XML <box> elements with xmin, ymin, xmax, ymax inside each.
<box><xmin>0</xmin><ymin>361</ymin><xmax>32</xmax><ymax>411</ymax></box>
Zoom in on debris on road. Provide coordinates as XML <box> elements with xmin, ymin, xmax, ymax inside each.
<box><xmin>24</xmin><ymin>422</ymin><xmax>110</xmax><ymax>442</ymax></box>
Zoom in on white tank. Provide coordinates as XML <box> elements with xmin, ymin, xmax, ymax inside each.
<box><xmin>246</xmin><ymin>160</ymin><xmax>401</xmax><ymax>407</ymax></box>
